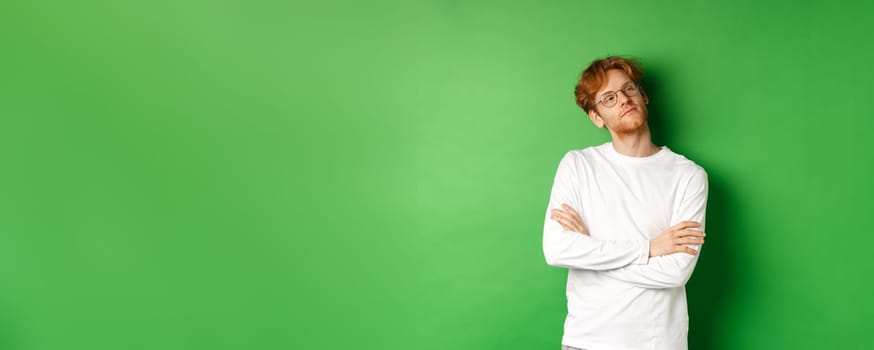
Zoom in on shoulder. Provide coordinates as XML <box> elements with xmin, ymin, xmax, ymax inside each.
<box><xmin>560</xmin><ymin>143</ymin><xmax>609</xmax><ymax>164</ymax></box>
<box><xmin>663</xmin><ymin>148</ymin><xmax>707</xmax><ymax>178</ymax></box>
<box><xmin>552</xmin><ymin>144</ymin><xmax>608</xmax><ymax>179</ymax></box>
<box><xmin>662</xmin><ymin>149</ymin><xmax>708</xmax><ymax>194</ymax></box>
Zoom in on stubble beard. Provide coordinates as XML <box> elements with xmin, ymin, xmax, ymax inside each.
<box><xmin>609</xmin><ymin>106</ymin><xmax>648</xmax><ymax>135</ymax></box>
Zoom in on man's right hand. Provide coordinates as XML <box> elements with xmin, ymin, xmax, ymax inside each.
<box><xmin>649</xmin><ymin>221</ymin><xmax>706</xmax><ymax>257</ymax></box>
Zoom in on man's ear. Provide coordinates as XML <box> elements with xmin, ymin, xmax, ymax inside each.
<box><xmin>587</xmin><ymin>109</ymin><xmax>605</xmax><ymax>128</ymax></box>
<box><xmin>642</xmin><ymin>90</ymin><xmax>649</xmax><ymax>104</ymax></box>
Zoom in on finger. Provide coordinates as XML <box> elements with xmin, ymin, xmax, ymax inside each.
<box><xmin>554</xmin><ymin>215</ymin><xmax>584</xmax><ymax>234</ymax></box>
<box><xmin>562</xmin><ymin>203</ymin><xmax>583</xmax><ymax>220</ymax></box>
<box><xmin>554</xmin><ymin>208</ymin><xmax>583</xmax><ymax>228</ymax></box>
<box><xmin>554</xmin><ymin>216</ymin><xmax>575</xmax><ymax>230</ymax></box>
<box><xmin>678</xmin><ymin>237</ymin><xmax>705</xmax><ymax>245</ymax></box>
<box><xmin>559</xmin><ymin>221</ymin><xmax>580</xmax><ymax>234</ymax></box>
<box><xmin>677</xmin><ymin>246</ymin><xmax>698</xmax><ymax>255</ymax></box>
<box><xmin>559</xmin><ymin>218</ymin><xmax>583</xmax><ymax>233</ymax></box>
<box><xmin>564</xmin><ymin>206</ymin><xmax>586</xmax><ymax>228</ymax></box>
<box><xmin>675</xmin><ymin>229</ymin><xmax>706</xmax><ymax>238</ymax></box>
<box><xmin>671</xmin><ymin>221</ymin><xmax>701</xmax><ymax>231</ymax></box>
<box><xmin>552</xmin><ymin>209</ymin><xmax>571</xmax><ymax>222</ymax></box>
<box><xmin>558</xmin><ymin>204</ymin><xmax>585</xmax><ymax>226</ymax></box>
<box><xmin>569</xmin><ymin>218</ymin><xmax>585</xmax><ymax>233</ymax></box>
<box><xmin>571</xmin><ymin>221</ymin><xmax>586</xmax><ymax>233</ymax></box>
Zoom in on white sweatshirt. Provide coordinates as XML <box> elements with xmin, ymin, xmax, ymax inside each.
<box><xmin>543</xmin><ymin>142</ymin><xmax>708</xmax><ymax>350</ymax></box>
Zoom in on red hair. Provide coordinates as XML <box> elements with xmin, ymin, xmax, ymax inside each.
<box><xmin>574</xmin><ymin>56</ymin><xmax>643</xmax><ymax>112</ymax></box>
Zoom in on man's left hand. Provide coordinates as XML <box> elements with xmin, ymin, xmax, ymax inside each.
<box><xmin>550</xmin><ymin>203</ymin><xmax>589</xmax><ymax>235</ymax></box>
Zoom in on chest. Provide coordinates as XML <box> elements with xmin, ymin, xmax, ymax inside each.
<box><xmin>578</xmin><ymin>164</ymin><xmax>682</xmax><ymax>239</ymax></box>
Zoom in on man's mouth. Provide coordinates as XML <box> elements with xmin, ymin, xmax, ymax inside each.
<box><xmin>621</xmin><ymin>107</ymin><xmax>636</xmax><ymax>117</ymax></box>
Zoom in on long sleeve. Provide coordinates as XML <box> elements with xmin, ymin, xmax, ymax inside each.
<box><xmin>601</xmin><ymin>169</ymin><xmax>709</xmax><ymax>289</ymax></box>
<box><xmin>542</xmin><ymin>152</ymin><xmax>650</xmax><ymax>270</ymax></box>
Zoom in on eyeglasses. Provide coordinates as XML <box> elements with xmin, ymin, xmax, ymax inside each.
<box><xmin>596</xmin><ymin>82</ymin><xmax>641</xmax><ymax>108</ymax></box>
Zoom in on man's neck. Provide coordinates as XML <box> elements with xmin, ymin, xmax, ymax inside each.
<box><xmin>609</xmin><ymin>127</ymin><xmax>659</xmax><ymax>157</ymax></box>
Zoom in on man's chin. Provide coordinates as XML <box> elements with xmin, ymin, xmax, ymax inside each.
<box><xmin>614</xmin><ymin>119</ymin><xmax>648</xmax><ymax>134</ymax></box>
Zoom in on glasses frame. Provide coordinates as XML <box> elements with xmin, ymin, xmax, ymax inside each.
<box><xmin>595</xmin><ymin>82</ymin><xmax>641</xmax><ymax>108</ymax></box>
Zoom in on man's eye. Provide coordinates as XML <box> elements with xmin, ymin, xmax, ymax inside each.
<box><xmin>626</xmin><ymin>85</ymin><xmax>638</xmax><ymax>92</ymax></box>
<box><xmin>605</xmin><ymin>94</ymin><xmax>617</xmax><ymax>103</ymax></box>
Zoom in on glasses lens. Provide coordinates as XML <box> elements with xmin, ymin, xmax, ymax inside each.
<box><xmin>623</xmin><ymin>84</ymin><xmax>639</xmax><ymax>97</ymax></box>
<box><xmin>602</xmin><ymin>93</ymin><xmax>617</xmax><ymax>107</ymax></box>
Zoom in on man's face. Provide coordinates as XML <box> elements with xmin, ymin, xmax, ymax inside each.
<box><xmin>587</xmin><ymin>69</ymin><xmax>649</xmax><ymax>134</ymax></box>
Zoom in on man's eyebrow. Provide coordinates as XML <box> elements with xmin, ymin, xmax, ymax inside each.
<box><xmin>600</xmin><ymin>81</ymin><xmax>634</xmax><ymax>96</ymax></box>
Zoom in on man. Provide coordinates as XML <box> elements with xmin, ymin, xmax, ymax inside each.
<box><xmin>543</xmin><ymin>56</ymin><xmax>708</xmax><ymax>350</ymax></box>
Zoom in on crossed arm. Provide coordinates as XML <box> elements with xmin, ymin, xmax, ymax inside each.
<box><xmin>550</xmin><ymin>202</ymin><xmax>706</xmax><ymax>289</ymax></box>
<box><xmin>542</xmin><ymin>154</ymin><xmax>709</xmax><ymax>289</ymax></box>
<box><xmin>551</xmin><ymin>203</ymin><xmax>705</xmax><ymax>257</ymax></box>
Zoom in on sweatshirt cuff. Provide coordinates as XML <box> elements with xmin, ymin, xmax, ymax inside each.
<box><xmin>633</xmin><ymin>240</ymin><xmax>650</xmax><ymax>264</ymax></box>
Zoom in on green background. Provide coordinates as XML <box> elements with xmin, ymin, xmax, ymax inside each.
<box><xmin>2</xmin><ymin>0</ymin><xmax>873</xmax><ymax>349</ymax></box>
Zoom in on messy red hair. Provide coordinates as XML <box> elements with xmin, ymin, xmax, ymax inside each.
<box><xmin>574</xmin><ymin>56</ymin><xmax>643</xmax><ymax>112</ymax></box>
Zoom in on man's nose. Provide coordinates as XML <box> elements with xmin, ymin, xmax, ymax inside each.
<box><xmin>617</xmin><ymin>90</ymin><xmax>631</xmax><ymax>105</ymax></box>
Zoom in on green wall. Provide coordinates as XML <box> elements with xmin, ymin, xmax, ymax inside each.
<box><xmin>2</xmin><ymin>0</ymin><xmax>873</xmax><ymax>349</ymax></box>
